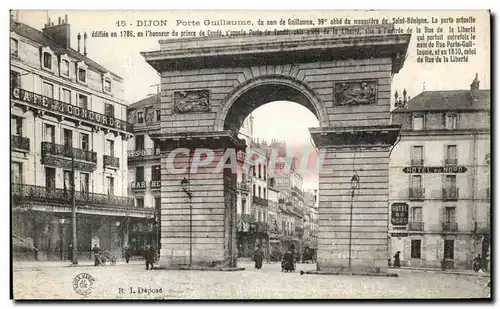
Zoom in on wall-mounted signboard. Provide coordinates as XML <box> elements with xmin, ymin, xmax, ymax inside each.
<box><xmin>391</xmin><ymin>203</ymin><xmax>409</xmax><ymax>226</ymax></box>
<box><xmin>402</xmin><ymin>166</ymin><xmax>467</xmax><ymax>174</ymax></box>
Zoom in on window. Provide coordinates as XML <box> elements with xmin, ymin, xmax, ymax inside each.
<box><xmin>80</xmin><ymin>133</ymin><xmax>89</xmax><ymax>150</ymax></box>
<box><xmin>105</xmin><ymin>139</ymin><xmax>114</xmax><ymax>157</ymax></box>
<box><xmin>61</xmin><ymin>89</ymin><xmax>71</xmax><ymax>104</ymax></box>
<box><xmin>411</xmin><ymin>175</ymin><xmax>422</xmax><ymax>190</ymax></box>
<box><xmin>411</xmin><ymin>240</ymin><xmax>421</xmax><ymax>259</ymax></box>
<box><xmin>411</xmin><ymin>207</ymin><xmax>423</xmax><ymax>223</ymax></box>
<box><xmin>136</xmin><ymin>196</ymin><xmax>144</xmax><ymax>208</ymax></box>
<box><xmin>445</xmin><ymin>114</ymin><xmax>459</xmax><ymax>130</ymax></box>
<box><xmin>252</xmin><ymin>165</ymin><xmax>256</xmax><ymax>177</ymax></box>
<box><xmin>412</xmin><ymin>145</ymin><xmax>424</xmax><ymax>165</ymax></box>
<box><xmin>78</xmin><ymin>67</ymin><xmax>86</xmax><ymax>83</ymax></box>
<box><xmin>42</xmin><ymin>82</ymin><xmax>54</xmax><ymax>98</ymax></box>
<box><xmin>135</xmin><ymin>135</ymin><xmax>144</xmax><ymax>151</ymax></box>
<box><xmin>154</xmin><ymin>196</ymin><xmax>161</xmax><ymax>210</ymax></box>
<box><xmin>10</xmin><ymin>71</ymin><xmax>20</xmax><ymax>89</ymax></box>
<box><xmin>44</xmin><ymin>124</ymin><xmax>55</xmax><ymax>143</ymax></box>
<box><xmin>152</xmin><ymin>165</ymin><xmax>161</xmax><ymax>181</ymax></box>
<box><xmin>11</xmin><ymin>116</ymin><xmax>22</xmax><ymax>136</ymax></box>
<box><xmin>242</xmin><ymin>199</ymin><xmax>246</xmax><ymax>214</ymax></box>
<box><xmin>78</xmin><ymin>94</ymin><xmax>88</xmax><ymax>109</ymax></box>
<box><xmin>156</xmin><ymin>110</ymin><xmax>161</xmax><ymax>122</ymax></box>
<box><xmin>12</xmin><ymin>162</ymin><xmax>23</xmax><ymax>184</ymax></box>
<box><xmin>258</xmin><ymin>186</ymin><xmax>262</xmax><ymax>198</ymax></box>
<box><xmin>253</xmin><ymin>184</ymin><xmax>256</xmax><ymax>196</ymax></box>
<box><xmin>10</xmin><ymin>38</ymin><xmax>18</xmax><ymax>57</ymax></box>
<box><xmin>136</xmin><ymin>166</ymin><xmax>145</xmax><ymax>182</ymax></box>
<box><xmin>258</xmin><ymin>211</ymin><xmax>262</xmax><ymax>222</ymax></box>
<box><xmin>445</xmin><ymin>175</ymin><xmax>457</xmax><ymax>189</ymax></box>
<box><xmin>63</xmin><ymin>170</ymin><xmax>72</xmax><ymax>192</ymax></box>
<box><xmin>104</xmin><ymin>103</ymin><xmax>115</xmax><ymax>118</ymax></box>
<box><xmin>264</xmin><ymin>165</ymin><xmax>267</xmax><ymax>180</ymax></box>
<box><xmin>446</xmin><ymin>145</ymin><xmax>457</xmax><ymax>165</ymax></box>
<box><xmin>61</xmin><ymin>59</ymin><xmax>70</xmax><ymax>76</ymax></box>
<box><xmin>104</xmin><ymin>78</ymin><xmax>111</xmax><ymax>92</ymax></box>
<box><xmin>43</xmin><ymin>52</ymin><xmax>52</xmax><ymax>70</ymax></box>
<box><xmin>412</xmin><ymin>114</ymin><xmax>424</xmax><ymax>130</ymax></box>
<box><xmin>45</xmin><ymin>167</ymin><xmax>56</xmax><ymax>191</ymax></box>
<box><xmin>106</xmin><ymin>177</ymin><xmax>114</xmax><ymax>196</ymax></box>
<box><xmin>445</xmin><ymin>207</ymin><xmax>456</xmax><ymax>224</ymax></box>
<box><xmin>258</xmin><ymin>164</ymin><xmax>261</xmax><ymax>178</ymax></box>
<box><xmin>137</xmin><ymin>111</ymin><xmax>144</xmax><ymax>124</ymax></box>
<box><xmin>444</xmin><ymin>239</ymin><xmax>455</xmax><ymax>259</ymax></box>
<box><xmin>80</xmin><ymin>172</ymin><xmax>90</xmax><ymax>193</ymax></box>
<box><xmin>263</xmin><ymin>188</ymin><xmax>267</xmax><ymax>199</ymax></box>
<box><xmin>63</xmin><ymin>129</ymin><xmax>73</xmax><ymax>148</ymax></box>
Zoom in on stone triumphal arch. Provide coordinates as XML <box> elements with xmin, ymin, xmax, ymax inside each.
<box><xmin>142</xmin><ymin>24</ymin><xmax>410</xmax><ymax>273</ymax></box>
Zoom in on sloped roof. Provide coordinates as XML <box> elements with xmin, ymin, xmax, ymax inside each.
<box><xmin>393</xmin><ymin>89</ymin><xmax>490</xmax><ymax>113</ymax></box>
<box><xmin>11</xmin><ymin>21</ymin><xmax>122</xmax><ymax>80</ymax></box>
<box><xmin>128</xmin><ymin>93</ymin><xmax>160</xmax><ymax>110</ymax></box>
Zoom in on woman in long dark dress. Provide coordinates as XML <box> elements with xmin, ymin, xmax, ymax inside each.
<box><xmin>393</xmin><ymin>251</ymin><xmax>401</xmax><ymax>268</ymax></box>
<box><xmin>253</xmin><ymin>245</ymin><xmax>264</xmax><ymax>269</ymax></box>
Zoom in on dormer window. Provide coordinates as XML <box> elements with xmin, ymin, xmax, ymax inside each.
<box><xmin>412</xmin><ymin>114</ymin><xmax>424</xmax><ymax>131</ymax></box>
<box><xmin>41</xmin><ymin>47</ymin><xmax>55</xmax><ymax>72</ymax></box>
<box><xmin>104</xmin><ymin>78</ymin><xmax>111</xmax><ymax>92</ymax></box>
<box><xmin>10</xmin><ymin>38</ymin><xmax>18</xmax><ymax>57</ymax></box>
<box><xmin>60</xmin><ymin>55</ymin><xmax>71</xmax><ymax>77</ymax></box>
<box><xmin>445</xmin><ymin>113</ymin><xmax>459</xmax><ymax>130</ymax></box>
<box><xmin>76</xmin><ymin>61</ymin><xmax>88</xmax><ymax>84</ymax></box>
<box><xmin>43</xmin><ymin>53</ymin><xmax>52</xmax><ymax>70</ymax></box>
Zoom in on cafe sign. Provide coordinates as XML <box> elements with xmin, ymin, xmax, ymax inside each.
<box><xmin>403</xmin><ymin>166</ymin><xmax>467</xmax><ymax>174</ymax></box>
<box><xmin>12</xmin><ymin>88</ymin><xmax>132</xmax><ymax>132</ymax></box>
<box><xmin>391</xmin><ymin>203</ymin><xmax>408</xmax><ymax>226</ymax></box>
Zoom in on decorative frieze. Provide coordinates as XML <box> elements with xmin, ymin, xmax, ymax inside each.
<box><xmin>174</xmin><ymin>90</ymin><xmax>210</xmax><ymax>113</ymax></box>
<box><xmin>334</xmin><ymin>80</ymin><xmax>377</xmax><ymax>106</ymax></box>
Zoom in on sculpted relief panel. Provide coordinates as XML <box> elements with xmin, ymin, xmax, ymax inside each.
<box><xmin>174</xmin><ymin>90</ymin><xmax>210</xmax><ymax>113</ymax></box>
<box><xmin>334</xmin><ymin>80</ymin><xmax>377</xmax><ymax>106</ymax></box>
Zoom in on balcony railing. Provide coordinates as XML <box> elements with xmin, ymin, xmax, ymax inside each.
<box><xmin>11</xmin><ymin>184</ymin><xmax>139</xmax><ymax>210</ymax></box>
<box><xmin>42</xmin><ymin>142</ymin><xmax>97</xmax><ymax>163</ymax></box>
<box><xmin>409</xmin><ymin>188</ymin><xmax>425</xmax><ymax>200</ymax></box>
<box><xmin>442</xmin><ymin>222</ymin><xmax>458</xmax><ymax>232</ymax></box>
<box><xmin>411</xmin><ymin>159</ymin><xmax>424</xmax><ymax>166</ymax></box>
<box><xmin>240</xmin><ymin>214</ymin><xmax>256</xmax><ymax>223</ymax></box>
<box><xmin>408</xmin><ymin>221</ymin><xmax>424</xmax><ymax>231</ymax></box>
<box><xmin>11</xmin><ymin>135</ymin><xmax>30</xmax><ymax>151</ymax></box>
<box><xmin>237</xmin><ymin>182</ymin><xmax>251</xmax><ymax>192</ymax></box>
<box><xmin>131</xmin><ymin>181</ymin><xmax>147</xmax><ymax>190</ymax></box>
<box><xmin>445</xmin><ymin>158</ymin><xmax>458</xmax><ymax>165</ymax></box>
<box><xmin>442</xmin><ymin>188</ymin><xmax>459</xmax><ymax>201</ymax></box>
<box><xmin>253</xmin><ymin>196</ymin><xmax>268</xmax><ymax>206</ymax></box>
<box><xmin>150</xmin><ymin>180</ymin><xmax>161</xmax><ymax>189</ymax></box>
<box><xmin>103</xmin><ymin>155</ymin><xmax>120</xmax><ymax>168</ymax></box>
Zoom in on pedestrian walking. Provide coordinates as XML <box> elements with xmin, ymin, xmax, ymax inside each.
<box><xmin>253</xmin><ymin>245</ymin><xmax>264</xmax><ymax>269</ymax></box>
<box><xmin>124</xmin><ymin>245</ymin><xmax>131</xmax><ymax>264</ymax></box>
<box><xmin>68</xmin><ymin>243</ymin><xmax>73</xmax><ymax>262</ymax></box>
<box><xmin>393</xmin><ymin>251</ymin><xmax>401</xmax><ymax>268</ymax></box>
<box><xmin>144</xmin><ymin>245</ymin><xmax>155</xmax><ymax>270</ymax></box>
<box><xmin>92</xmin><ymin>244</ymin><xmax>101</xmax><ymax>267</ymax></box>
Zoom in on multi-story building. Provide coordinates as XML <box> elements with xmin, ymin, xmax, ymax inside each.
<box><xmin>10</xmin><ymin>16</ymin><xmax>152</xmax><ymax>261</ymax></box>
<box><xmin>389</xmin><ymin>74</ymin><xmax>491</xmax><ymax>269</ymax></box>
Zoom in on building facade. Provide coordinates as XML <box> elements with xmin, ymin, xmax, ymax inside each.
<box><xmin>10</xmin><ymin>16</ymin><xmax>153</xmax><ymax>261</ymax></box>
<box><xmin>389</xmin><ymin>75</ymin><xmax>491</xmax><ymax>269</ymax></box>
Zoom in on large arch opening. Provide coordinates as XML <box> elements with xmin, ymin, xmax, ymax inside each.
<box><xmin>222</xmin><ymin>81</ymin><xmax>322</xmax><ymax>269</ymax></box>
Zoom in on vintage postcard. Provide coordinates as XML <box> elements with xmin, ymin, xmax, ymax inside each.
<box><xmin>10</xmin><ymin>9</ymin><xmax>491</xmax><ymax>300</ymax></box>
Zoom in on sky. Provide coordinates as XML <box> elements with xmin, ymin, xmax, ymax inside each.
<box><xmin>13</xmin><ymin>10</ymin><xmax>491</xmax><ymax>190</ymax></box>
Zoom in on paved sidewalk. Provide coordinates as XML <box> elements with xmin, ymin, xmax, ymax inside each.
<box><xmin>398</xmin><ymin>266</ymin><xmax>490</xmax><ymax>277</ymax></box>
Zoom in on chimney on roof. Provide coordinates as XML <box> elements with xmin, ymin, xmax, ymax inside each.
<box><xmin>83</xmin><ymin>32</ymin><xmax>88</xmax><ymax>57</ymax></box>
<box><xmin>470</xmin><ymin>73</ymin><xmax>480</xmax><ymax>101</ymax></box>
<box><xmin>42</xmin><ymin>15</ymin><xmax>71</xmax><ymax>49</ymax></box>
<box><xmin>77</xmin><ymin>33</ymin><xmax>81</xmax><ymax>53</ymax></box>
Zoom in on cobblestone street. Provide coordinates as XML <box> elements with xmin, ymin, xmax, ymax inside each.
<box><xmin>13</xmin><ymin>261</ymin><xmax>490</xmax><ymax>299</ymax></box>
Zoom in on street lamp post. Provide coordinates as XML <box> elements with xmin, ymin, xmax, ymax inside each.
<box><xmin>348</xmin><ymin>174</ymin><xmax>359</xmax><ymax>270</ymax></box>
<box><xmin>71</xmin><ymin>149</ymin><xmax>78</xmax><ymax>265</ymax></box>
<box><xmin>181</xmin><ymin>177</ymin><xmax>192</xmax><ymax>266</ymax></box>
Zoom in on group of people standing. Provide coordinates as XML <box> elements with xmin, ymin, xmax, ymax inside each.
<box><xmin>253</xmin><ymin>245</ymin><xmax>296</xmax><ymax>270</ymax></box>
